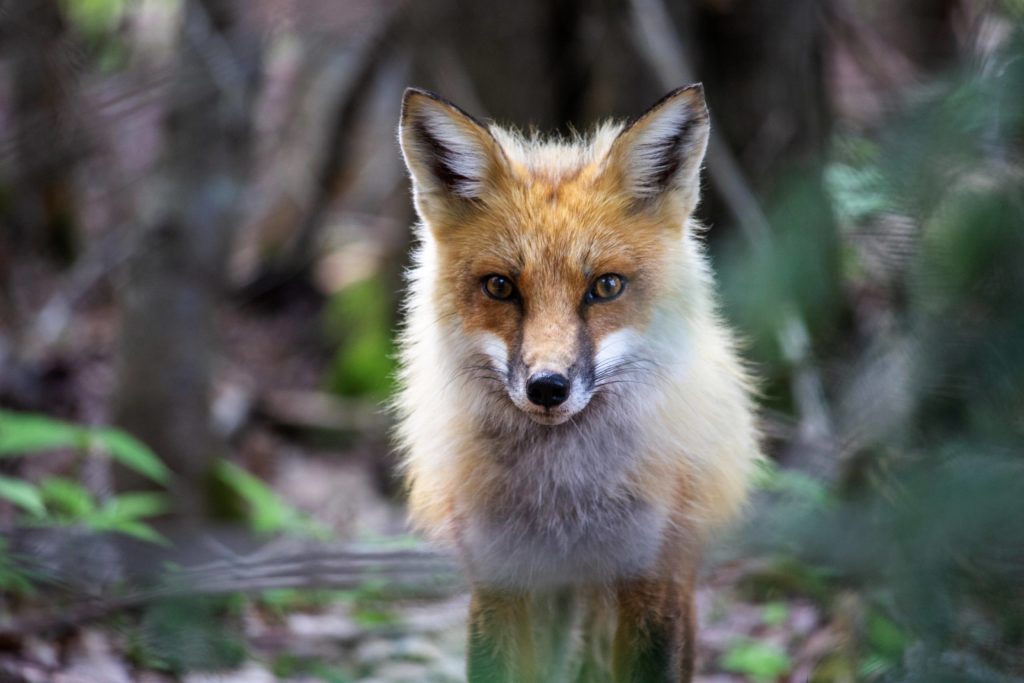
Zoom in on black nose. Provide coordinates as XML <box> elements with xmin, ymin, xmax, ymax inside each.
<box><xmin>526</xmin><ymin>373</ymin><xmax>570</xmax><ymax>408</ymax></box>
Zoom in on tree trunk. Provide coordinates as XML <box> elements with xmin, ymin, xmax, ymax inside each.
<box><xmin>0</xmin><ymin>0</ymin><xmax>83</xmax><ymax>269</ymax></box>
<box><xmin>111</xmin><ymin>0</ymin><xmax>261</xmax><ymax>519</ymax></box>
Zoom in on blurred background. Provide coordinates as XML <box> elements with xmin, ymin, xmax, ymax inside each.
<box><xmin>0</xmin><ymin>0</ymin><xmax>1022</xmax><ymax>681</ymax></box>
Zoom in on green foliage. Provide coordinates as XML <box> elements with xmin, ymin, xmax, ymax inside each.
<box><xmin>58</xmin><ymin>0</ymin><xmax>137</xmax><ymax>72</ymax></box>
<box><xmin>732</xmin><ymin>27</ymin><xmax>1024</xmax><ymax>682</ymax></box>
<box><xmin>325</xmin><ymin>275</ymin><xmax>396</xmax><ymax>400</ymax></box>
<box><xmin>4</xmin><ymin>473</ymin><xmax>171</xmax><ymax>543</ymax></box>
<box><xmin>761</xmin><ymin>602</ymin><xmax>790</xmax><ymax>627</ymax></box>
<box><xmin>32</xmin><ymin>477</ymin><xmax>172</xmax><ymax>544</ymax></box>
<box><xmin>736</xmin><ymin>558</ymin><xmax>833</xmax><ymax>604</ymax></box>
<box><xmin>91</xmin><ymin>428</ymin><xmax>171</xmax><ymax>484</ymax></box>
<box><xmin>824</xmin><ymin>140</ymin><xmax>893</xmax><ymax>223</ymax></box>
<box><xmin>214</xmin><ymin>460</ymin><xmax>328</xmax><ymax>538</ymax></box>
<box><xmin>865</xmin><ymin>610</ymin><xmax>909</xmax><ymax>664</ymax></box>
<box><xmin>0</xmin><ymin>538</ymin><xmax>39</xmax><ymax>596</ymax></box>
<box><xmin>720</xmin><ymin>639</ymin><xmax>792</xmax><ymax>681</ymax></box>
<box><xmin>0</xmin><ymin>410</ymin><xmax>87</xmax><ymax>453</ymax></box>
<box><xmin>0</xmin><ymin>410</ymin><xmax>171</xmax><ymax>547</ymax></box>
<box><xmin>39</xmin><ymin>477</ymin><xmax>95</xmax><ymax>517</ymax></box>
<box><xmin>132</xmin><ymin>596</ymin><xmax>248</xmax><ymax>674</ymax></box>
<box><xmin>272</xmin><ymin>654</ymin><xmax>353</xmax><ymax>682</ymax></box>
<box><xmin>257</xmin><ymin>579</ymin><xmax>399</xmax><ymax>631</ymax></box>
<box><xmin>0</xmin><ymin>409</ymin><xmax>170</xmax><ymax>484</ymax></box>
<box><xmin>0</xmin><ymin>475</ymin><xmax>46</xmax><ymax>516</ymax></box>
<box><xmin>258</xmin><ymin>587</ymin><xmax>359</xmax><ymax>617</ymax></box>
<box><xmin>60</xmin><ymin>0</ymin><xmax>126</xmax><ymax>35</ymax></box>
<box><xmin>753</xmin><ymin>459</ymin><xmax>831</xmax><ymax>510</ymax></box>
<box><xmin>720</xmin><ymin>171</ymin><xmax>844</xmax><ymax>399</ymax></box>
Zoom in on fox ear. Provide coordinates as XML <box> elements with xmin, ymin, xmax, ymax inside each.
<box><xmin>606</xmin><ymin>84</ymin><xmax>710</xmax><ymax>207</ymax></box>
<box><xmin>399</xmin><ymin>88</ymin><xmax>506</xmax><ymax>204</ymax></box>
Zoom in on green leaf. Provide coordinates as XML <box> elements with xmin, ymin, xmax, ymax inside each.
<box><xmin>91</xmin><ymin>428</ymin><xmax>170</xmax><ymax>484</ymax></box>
<box><xmin>60</xmin><ymin>0</ymin><xmax>126</xmax><ymax>35</ymax></box>
<box><xmin>858</xmin><ymin>654</ymin><xmax>894</xmax><ymax>678</ymax></box>
<box><xmin>353</xmin><ymin>606</ymin><xmax>398</xmax><ymax>628</ymax></box>
<box><xmin>214</xmin><ymin>460</ymin><xmax>325</xmax><ymax>538</ymax></box>
<box><xmin>0</xmin><ymin>538</ymin><xmax>37</xmax><ymax>596</ymax></box>
<box><xmin>753</xmin><ymin>459</ymin><xmax>831</xmax><ymax>508</ymax></box>
<box><xmin>325</xmin><ymin>277</ymin><xmax>396</xmax><ymax>399</ymax></box>
<box><xmin>99</xmin><ymin>519</ymin><xmax>170</xmax><ymax>546</ymax></box>
<box><xmin>866</xmin><ymin>611</ymin><xmax>909</xmax><ymax>663</ymax></box>
<box><xmin>39</xmin><ymin>477</ymin><xmax>96</xmax><ymax>518</ymax></box>
<box><xmin>0</xmin><ymin>410</ymin><xmax>88</xmax><ymax>454</ymax></box>
<box><xmin>138</xmin><ymin>597</ymin><xmax>248</xmax><ymax>673</ymax></box>
<box><xmin>761</xmin><ymin>601</ymin><xmax>790</xmax><ymax>627</ymax></box>
<box><xmin>721</xmin><ymin>640</ymin><xmax>792</xmax><ymax>681</ymax></box>
<box><xmin>99</xmin><ymin>492</ymin><xmax>170</xmax><ymax>521</ymax></box>
<box><xmin>0</xmin><ymin>412</ymin><xmax>169</xmax><ymax>485</ymax></box>
<box><xmin>0</xmin><ymin>476</ymin><xmax>45</xmax><ymax>516</ymax></box>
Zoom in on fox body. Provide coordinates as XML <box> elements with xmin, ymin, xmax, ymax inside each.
<box><xmin>395</xmin><ymin>85</ymin><xmax>760</xmax><ymax>682</ymax></box>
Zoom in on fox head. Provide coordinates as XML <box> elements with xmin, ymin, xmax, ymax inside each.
<box><xmin>398</xmin><ymin>86</ymin><xmax>711</xmax><ymax>426</ymax></box>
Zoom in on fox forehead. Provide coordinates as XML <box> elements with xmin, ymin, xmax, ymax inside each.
<box><xmin>435</xmin><ymin>163</ymin><xmax>676</xmax><ymax>278</ymax></box>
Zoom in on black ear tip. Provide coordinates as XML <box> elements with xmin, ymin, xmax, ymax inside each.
<box><xmin>402</xmin><ymin>87</ymin><xmax>440</xmax><ymax>115</ymax></box>
<box><xmin>672</xmin><ymin>83</ymin><xmax>709</xmax><ymax>118</ymax></box>
<box><xmin>676</xmin><ymin>82</ymin><xmax>705</xmax><ymax>104</ymax></box>
<box><xmin>404</xmin><ymin>86</ymin><xmax>441</xmax><ymax>101</ymax></box>
<box><xmin>399</xmin><ymin>88</ymin><xmax>490</xmax><ymax>132</ymax></box>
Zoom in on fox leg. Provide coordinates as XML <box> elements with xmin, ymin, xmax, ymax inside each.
<box><xmin>611</xmin><ymin>577</ymin><xmax>696</xmax><ymax>683</ymax></box>
<box><xmin>574</xmin><ymin>591</ymin><xmax>615</xmax><ymax>683</ymax></box>
<box><xmin>467</xmin><ymin>587</ymin><xmax>538</xmax><ymax>683</ymax></box>
<box><xmin>538</xmin><ymin>588</ymin><xmax>577</xmax><ymax>679</ymax></box>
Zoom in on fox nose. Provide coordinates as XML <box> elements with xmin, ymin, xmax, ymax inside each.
<box><xmin>526</xmin><ymin>373</ymin><xmax>570</xmax><ymax>408</ymax></box>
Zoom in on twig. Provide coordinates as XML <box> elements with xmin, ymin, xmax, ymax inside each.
<box><xmin>0</xmin><ymin>544</ymin><xmax>464</xmax><ymax>639</ymax></box>
<box><xmin>628</xmin><ymin>0</ymin><xmax>771</xmax><ymax>251</ymax></box>
<box><xmin>185</xmin><ymin>0</ymin><xmax>255</xmax><ymax>118</ymax></box>
<box><xmin>19</xmin><ymin>226</ymin><xmax>134</xmax><ymax>358</ymax></box>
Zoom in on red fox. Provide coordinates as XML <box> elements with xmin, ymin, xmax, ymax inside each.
<box><xmin>394</xmin><ymin>85</ymin><xmax>760</xmax><ymax>682</ymax></box>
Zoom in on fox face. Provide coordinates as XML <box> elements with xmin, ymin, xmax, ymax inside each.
<box><xmin>399</xmin><ymin>87</ymin><xmax>710</xmax><ymax>426</ymax></box>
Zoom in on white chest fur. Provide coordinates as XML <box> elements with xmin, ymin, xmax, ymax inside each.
<box><xmin>457</xmin><ymin>414</ymin><xmax>669</xmax><ymax>589</ymax></box>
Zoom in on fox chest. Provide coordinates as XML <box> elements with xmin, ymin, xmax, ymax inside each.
<box><xmin>456</xmin><ymin>429</ymin><xmax>669</xmax><ymax>588</ymax></box>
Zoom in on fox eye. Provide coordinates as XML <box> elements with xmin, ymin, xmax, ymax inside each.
<box><xmin>482</xmin><ymin>275</ymin><xmax>516</xmax><ymax>301</ymax></box>
<box><xmin>589</xmin><ymin>274</ymin><xmax>625</xmax><ymax>302</ymax></box>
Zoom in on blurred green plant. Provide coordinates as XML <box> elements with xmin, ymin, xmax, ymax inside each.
<box><xmin>0</xmin><ymin>409</ymin><xmax>170</xmax><ymax>483</ymax></box>
<box><xmin>58</xmin><ymin>0</ymin><xmax>133</xmax><ymax>71</ymax></box>
<box><xmin>324</xmin><ymin>275</ymin><xmax>396</xmax><ymax>400</ymax></box>
<box><xmin>60</xmin><ymin>0</ymin><xmax>125</xmax><ymax>35</ymax></box>
<box><xmin>728</xmin><ymin>25</ymin><xmax>1024</xmax><ymax>683</ymax></box>
<box><xmin>761</xmin><ymin>601</ymin><xmax>790</xmax><ymax>627</ymax></box>
<box><xmin>213</xmin><ymin>460</ymin><xmax>329</xmax><ymax>539</ymax></box>
<box><xmin>257</xmin><ymin>577</ymin><xmax>398</xmax><ymax>629</ymax></box>
<box><xmin>720</xmin><ymin>639</ymin><xmax>792</xmax><ymax>681</ymax></box>
<box><xmin>0</xmin><ymin>409</ymin><xmax>171</xmax><ymax>543</ymax></box>
<box><xmin>129</xmin><ymin>595</ymin><xmax>248</xmax><ymax>674</ymax></box>
<box><xmin>0</xmin><ymin>537</ymin><xmax>39</xmax><ymax>596</ymax></box>
<box><xmin>272</xmin><ymin>653</ymin><xmax>353</xmax><ymax>683</ymax></box>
